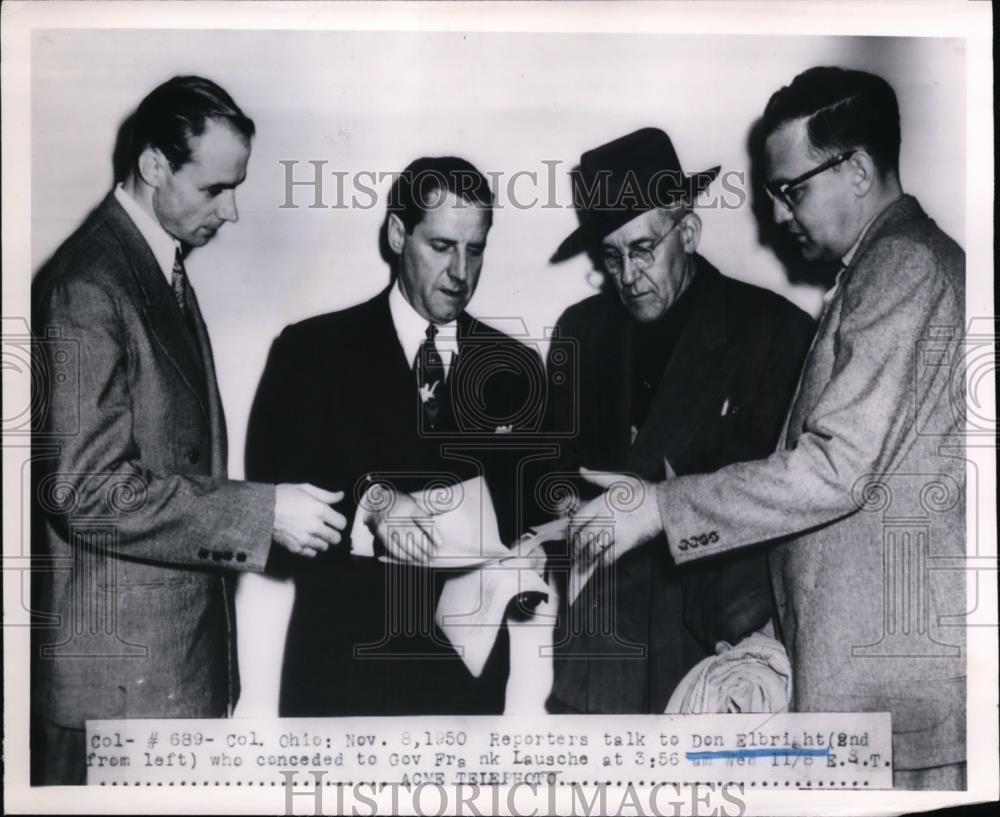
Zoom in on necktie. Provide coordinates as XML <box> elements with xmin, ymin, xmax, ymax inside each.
<box><xmin>171</xmin><ymin>248</ymin><xmax>204</xmax><ymax>363</ymax></box>
<box><xmin>172</xmin><ymin>248</ymin><xmax>190</xmax><ymax>317</ymax></box>
<box><xmin>415</xmin><ymin>323</ymin><xmax>446</xmax><ymax>429</ymax></box>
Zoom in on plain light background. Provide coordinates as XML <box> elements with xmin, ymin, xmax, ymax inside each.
<box><xmin>28</xmin><ymin>28</ymin><xmax>969</xmax><ymax>716</ymax></box>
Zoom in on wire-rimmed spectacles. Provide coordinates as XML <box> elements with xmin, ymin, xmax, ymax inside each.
<box><xmin>600</xmin><ymin>217</ymin><xmax>683</xmax><ymax>277</ymax></box>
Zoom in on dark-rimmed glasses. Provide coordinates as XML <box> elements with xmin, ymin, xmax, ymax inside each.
<box><xmin>600</xmin><ymin>217</ymin><xmax>683</xmax><ymax>277</ymax></box>
<box><xmin>764</xmin><ymin>150</ymin><xmax>856</xmax><ymax>210</ymax></box>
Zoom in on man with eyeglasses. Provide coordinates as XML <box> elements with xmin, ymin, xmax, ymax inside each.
<box><xmin>543</xmin><ymin>127</ymin><xmax>814</xmax><ymax>715</ymax></box>
<box><xmin>568</xmin><ymin>69</ymin><xmax>967</xmax><ymax>789</ymax></box>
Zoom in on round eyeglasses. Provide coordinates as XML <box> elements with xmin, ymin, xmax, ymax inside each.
<box><xmin>601</xmin><ymin>217</ymin><xmax>683</xmax><ymax>277</ymax></box>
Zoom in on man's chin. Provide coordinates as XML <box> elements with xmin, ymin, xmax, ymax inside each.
<box><xmin>797</xmin><ymin>243</ymin><xmax>824</xmax><ymax>263</ymax></box>
<box><xmin>430</xmin><ymin>309</ymin><xmax>462</xmax><ymax>324</ymax></box>
<box><xmin>623</xmin><ymin>298</ymin><xmax>664</xmax><ymax>323</ymax></box>
<box><xmin>430</xmin><ymin>297</ymin><xmax>469</xmax><ymax>322</ymax></box>
<box><xmin>190</xmin><ymin>227</ymin><xmax>221</xmax><ymax>247</ymax></box>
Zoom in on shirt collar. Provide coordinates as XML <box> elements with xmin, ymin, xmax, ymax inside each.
<box><xmin>824</xmin><ymin>209</ymin><xmax>883</xmax><ymax>305</ymax></box>
<box><xmin>840</xmin><ymin>215</ymin><xmax>877</xmax><ymax>269</ymax></box>
<box><xmin>114</xmin><ymin>184</ymin><xmax>180</xmax><ymax>283</ymax></box>
<box><xmin>388</xmin><ymin>282</ymin><xmax>459</xmax><ymax>374</ymax></box>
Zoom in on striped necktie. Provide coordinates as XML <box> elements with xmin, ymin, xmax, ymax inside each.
<box><xmin>171</xmin><ymin>247</ymin><xmax>190</xmax><ymax>317</ymax></box>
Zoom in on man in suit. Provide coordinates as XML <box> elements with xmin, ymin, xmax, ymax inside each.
<box><xmin>246</xmin><ymin>157</ymin><xmax>545</xmax><ymax>716</ymax></box>
<box><xmin>571</xmin><ymin>69</ymin><xmax>967</xmax><ymax>789</ymax></box>
<box><xmin>543</xmin><ymin>128</ymin><xmax>814</xmax><ymax>714</ymax></box>
<box><xmin>31</xmin><ymin>76</ymin><xmax>345</xmax><ymax>785</ymax></box>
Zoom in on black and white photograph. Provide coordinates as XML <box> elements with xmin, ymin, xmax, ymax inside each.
<box><xmin>2</xmin><ymin>1</ymin><xmax>996</xmax><ymax>814</ymax></box>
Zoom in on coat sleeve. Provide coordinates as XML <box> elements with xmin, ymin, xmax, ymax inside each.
<box><xmin>34</xmin><ymin>272</ymin><xmax>275</xmax><ymax>571</ymax></box>
<box><xmin>659</xmin><ymin>237</ymin><xmax>963</xmax><ymax>564</ymax></box>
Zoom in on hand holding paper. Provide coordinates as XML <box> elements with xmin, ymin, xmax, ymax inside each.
<box><xmin>569</xmin><ymin>467</ymin><xmax>661</xmax><ymax>568</ymax></box>
<box><xmin>352</xmin><ymin>477</ymin><xmax>509</xmax><ymax>567</ymax></box>
<box><xmin>363</xmin><ymin>489</ymin><xmax>443</xmax><ymax>565</ymax></box>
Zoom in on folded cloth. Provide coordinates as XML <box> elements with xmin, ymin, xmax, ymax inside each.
<box><xmin>664</xmin><ymin>632</ymin><xmax>792</xmax><ymax>714</ymax></box>
<box><xmin>435</xmin><ymin>519</ymin><xmax>567</xmax><ymax>677</ymax></box>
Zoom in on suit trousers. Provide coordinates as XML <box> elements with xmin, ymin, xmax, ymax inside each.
<box><xmin>31</xmin><ymin>714</ymin><xmax>86</xmax><ymax>785</ymax></box>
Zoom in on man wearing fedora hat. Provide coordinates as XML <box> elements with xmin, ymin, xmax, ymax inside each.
<box><xmin>544</xmin><ymin>127</ymin><xmax>814</xmax><ymax>714</ymax></box>
<box><xmin>567</xmin><ymin>69</ymin><xmax>968</xmax><ymax>789</ymax></box>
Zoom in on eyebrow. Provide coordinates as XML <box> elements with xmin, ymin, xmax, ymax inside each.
<box><xmin>201</xmin><ymin>175</ymin><xmax>247</xmax><ymax>191</ymax></box>
<box><xmin>602</xmin><ymin>237</ymin><xmax>657</xmax><ymax>250</ymax></box>
<box><xmin>430</xmin><ymin>238</ymin><xmax>486</xmax><ymax>248</ymax></box>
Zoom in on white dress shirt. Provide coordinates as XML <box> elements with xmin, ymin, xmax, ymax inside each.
<box><xmin>113</xmin><ymin>184</ymin><xmax>180</xmax><ymax>284</ymax></box>
<box><xmin>388</xmin><ymin>281</ymin><xmax>459</xmax><ymax>380</ymax></box>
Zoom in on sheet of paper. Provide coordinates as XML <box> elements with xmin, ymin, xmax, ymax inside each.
<box><xmin>350</xmin><ymin>476</ymin><xmax>508</xmax><ymax>566</ymax></box>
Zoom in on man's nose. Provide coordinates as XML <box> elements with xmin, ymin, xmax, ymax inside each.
<box><xmin>217</xmin><ymin>190</ymin><xmax>239</xmax><ymax>223</ymax></box>
<box><xmin>448</xmin><ymin>250</ymin><xmax>470</xmax><ymax>282</ymax></box>
<box><xmin>772</xmin><ymin>196</ymin><xmax>793</xmax><ymax>226</ymax></box>
<box><xmin>618</xmin><ymin>256</ymin><xmax>641</xmax><ymax>286</ymax></box>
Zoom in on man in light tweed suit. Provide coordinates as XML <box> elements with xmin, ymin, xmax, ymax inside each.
<box><xmin>571</xmin><ymin>67</ymin><xmax>967</xmax><ymax>789</ymax></box>
<box><xmin>32</xmin><ymin>76</ymin><xmax>346</xmax><ymax>784</ymax></box>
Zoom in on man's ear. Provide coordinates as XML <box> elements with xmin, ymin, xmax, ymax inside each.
<box><xmin>848</xmin><ymin>150</ymin><xmax>876</xmax><ymax>197</ymax></box>
<box><xmin>386</xmin><ymin>213</ymin><xmax>407</xmax><ymax>255</ymax></box>
<box><xmin>136</xmin><ymin>146</ymin><xmax>168</xmax><ymax>189</ymax></box>
<box><xmin>679</xmin><ymin>210</ymin><xmax>702</xmax><ymax>255</ymax></box>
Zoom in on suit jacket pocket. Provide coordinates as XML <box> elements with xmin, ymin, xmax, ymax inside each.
<box><xmin>104</xmin><ymin>576</ymin><xmax>229</xmax><ymax>719</ymax></box>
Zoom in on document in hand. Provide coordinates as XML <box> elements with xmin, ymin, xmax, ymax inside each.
<box><xmin>350</xmin><ymin>477</ymin><xmax>558</xmax><ymax>676</ymax></box>
<box><xmin>351</xmin><ymin>475</ymin><xmax>510</xmax><ymax>565</ymax></box>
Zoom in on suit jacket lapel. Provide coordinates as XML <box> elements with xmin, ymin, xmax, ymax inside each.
<box><xmin>100</xmin><ymin>194</ymin><xmax>210</xmax><ymax>419</ymax></box>
<box><xmin>626</xmin><ymin>260</ymin><xmax>738</xmax><ymax>476</ymax></box>
<box><xmin>368</xmin><ymin>289</ymin><xmax>424</xmax><ymax>427</ymax></box>
<box><xmin>781</xmin><ymin>195</ymin><xmax>925</xmax><ymax>447</ymax></box>
<box><xmin>378</xmin><ymin>288</ymin><xmax>420</xmax><ymax>388</ymax></box>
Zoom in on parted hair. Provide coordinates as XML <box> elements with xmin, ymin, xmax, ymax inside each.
<box><xmin>119</xmin><ymin>75</ymin><xmax>254</xmax><ymax>180</ymax></box>
<box><xmin>763</xmin><ymin>66</ymin><xmax>901</xmax><ymax>176</ymax></box>
<box><xmin>386</xmin><ymin>156</ymin><xmax>495</xmax><ymax>232</ymax></box>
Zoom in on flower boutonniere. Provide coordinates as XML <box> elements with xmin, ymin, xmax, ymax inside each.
<box><xmin>419</xmin><ymin>381</ymin><xmax>440</xmax><ymax>403</ymax></box>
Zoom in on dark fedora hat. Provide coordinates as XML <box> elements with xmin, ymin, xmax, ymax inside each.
<box><xmin>551</xmin><ymin>127</ymin><xmax>720</xmax><ymax>262</ymax></box>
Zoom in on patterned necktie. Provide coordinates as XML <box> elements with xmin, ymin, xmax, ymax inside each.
<box><xmin>415</xmin><ymin>323</ymin><xmax>446</xmax><ymax>429</ymax></box>
<box><xmin>171</xmin><ymin>247</ymin><xmax>203</xmax><ymax>363</ymax></box>
<box><xmin>172</xmin><ymin>247</ymin><xmax>190</xmax><ymax>317</ymax></box>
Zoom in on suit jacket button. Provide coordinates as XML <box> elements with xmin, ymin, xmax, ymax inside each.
<box><xmin>236</xmin><ymin>552</ymin><xmax>247</xmax><ymax>563</ymax></box>
<box><xmin>223</xmin><ymin>550</ymin><xmax>234</xmax><ymax>561</ymax></box>
<box><xmin>187</xmin><ymin>449</ymin><xmax>201</xmax><ymax>465</ymax></box>
<box><xmin>211</xmin><ymin>551</ymin><xmax>222</xmax><ymax>562</ymax></box>
<box><xmin>198</xmin><ymin>548</ymin><xmax>209</xmax><ymax>559</ymax></box>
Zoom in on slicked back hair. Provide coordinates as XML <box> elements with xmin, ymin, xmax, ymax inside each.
<box><xmin>387</xmin><ymin>156</ymin><xmax>495</xmax><ymax>233</ymax></box>
<box><xmin>762</xmin><ymin>66</ymin><xmax>901</xmax><ymax>177</ymax></box>
<box><xmin>120</xmin><ymin>75</ymin><xmax>254</xmax><ymax>180</ymax></box>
